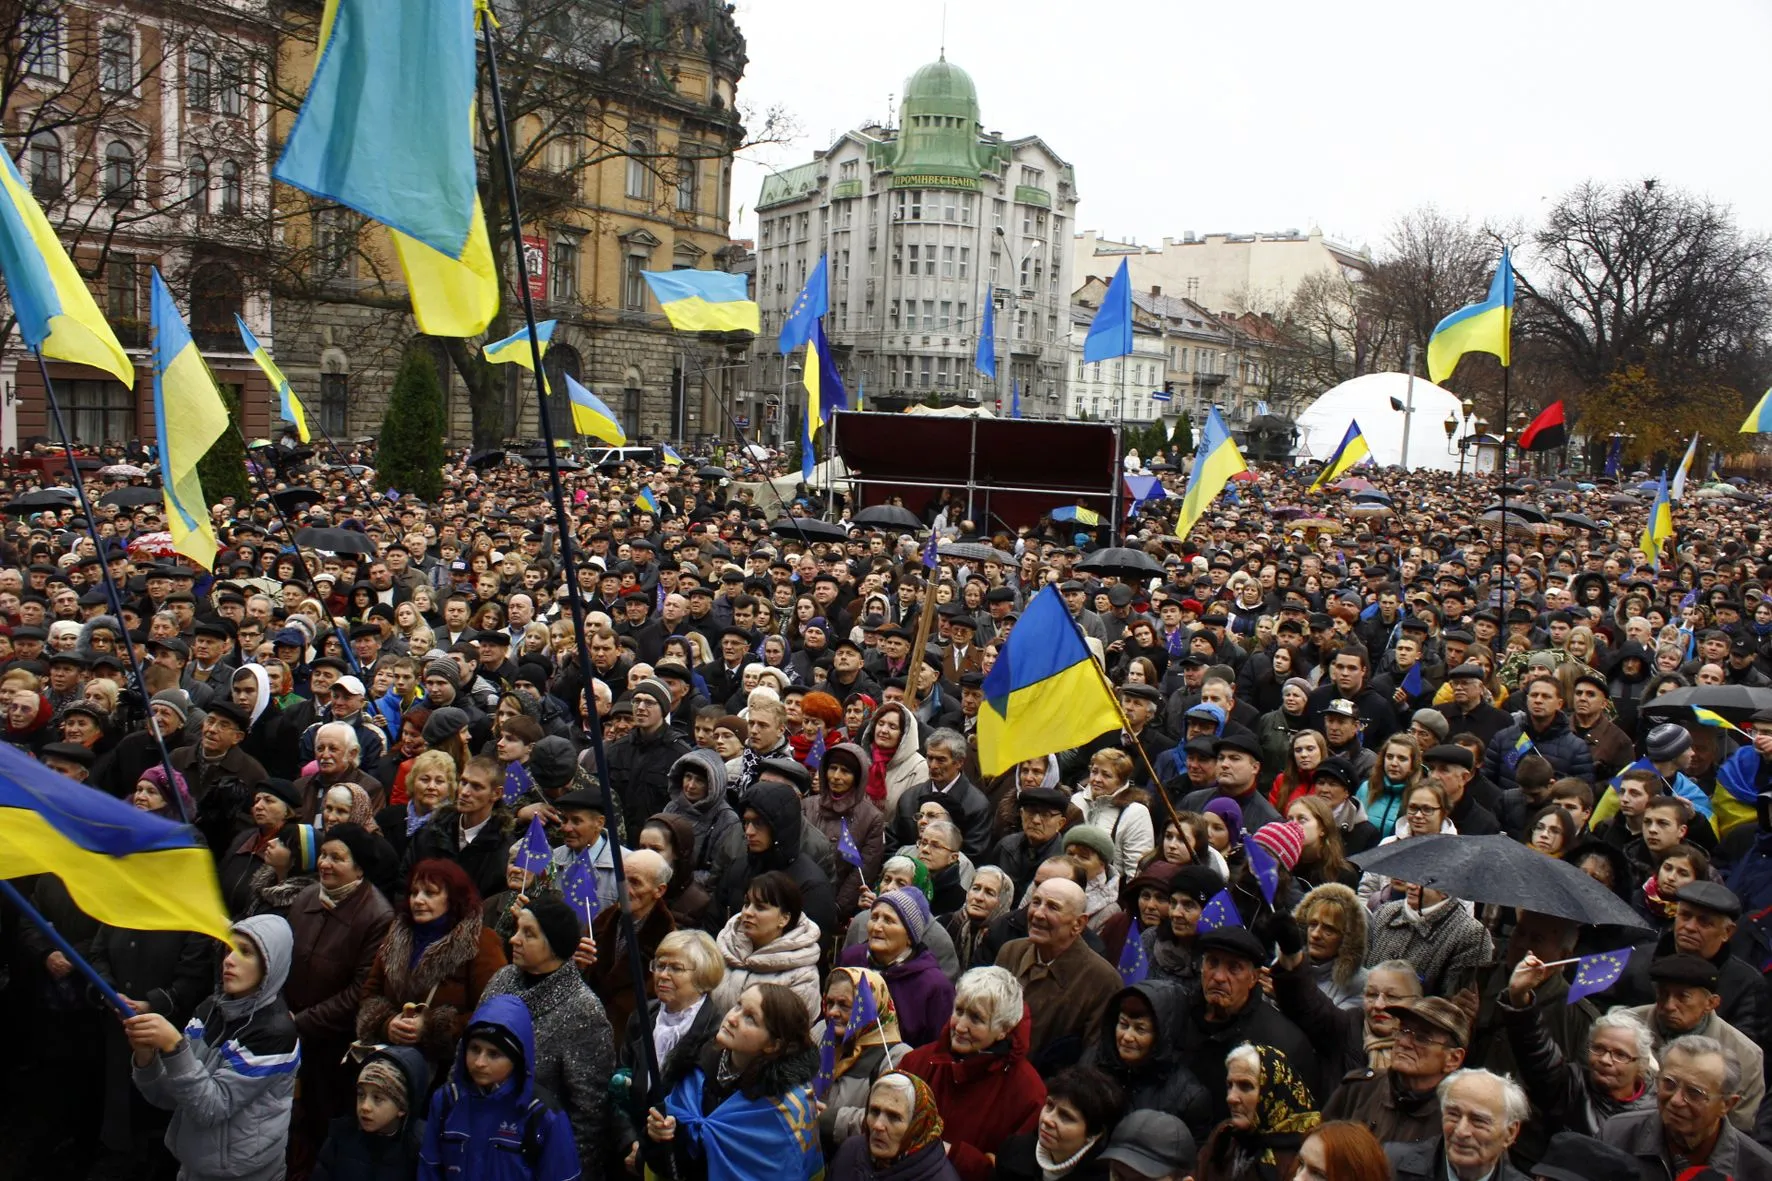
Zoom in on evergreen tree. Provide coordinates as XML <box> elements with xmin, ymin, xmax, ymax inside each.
<box><xmin>194</xmin><ymin>374</ymin><xmax>251</xmax><ymax>505</ymax></box>
<box><xmin>1172</xmin><ymin>413</ymin><xmax>1195</xmax><ymax>454</ymax></box>
<box><xmin>376</xmin><ymin>346</ymin><xmax>448</xmax><ymax>502</ymax></box>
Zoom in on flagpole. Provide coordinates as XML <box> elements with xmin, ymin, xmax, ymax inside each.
<box><xmin>1498</xmin><ymin>361</ymin><xmax>1511</xmax><ymax>605</ymax></box>
<box><xmin>479</xmin><ymin>7</ymin><xmax>662</xmax><ymax>1110</ymax></box>
<box><xmin>1110</xmin><ymin>360</ymin><xmax>1126</xmax><ymax>545</ymax></box>
<box><xmin>34</xmin><ymin>350</ymin><xmax>190</xmax><ymax>824</ymax></box>
<box><xmin>0</xmin><ymin>879</ymin><xmax>133</xmax><ymax>1020</ymax></box>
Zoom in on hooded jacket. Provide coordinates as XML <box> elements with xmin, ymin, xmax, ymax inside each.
<box><xmin>233</xmin><ymin>663</ymin><xmax>301</xmax><ymax>783</ymax></box>
<box><xmin>803</xmin><ymin>742</ymin><xmax>886</xmax><ymax>916</ymax></box>
<box><xmin>1483</xmin><ymin>709</ymin><xmax>1595</xmax><ymax>794</ymax></box>
<box><xmin>859</xmin><ymin>703</ymin><xmax>928</xmax><ymax>812</ymax></box>
<box><xmin>1292</xmin><ymin>883</ymin><xmax>1369</xmax><ymax>1010</ymax></box>
<box><xmin>419</xmin><ymin>995</ymin><xmax>581</xmax><ymax>1181</ymax></box>
<box><xmin>313</xmin><ymin>1044</ymin><xmax>429</xmax><ymax>1181</ymax></box>
<box><xmin>649</xmin><ymin>810</ymin><xmax>717</xmax><ymax>929</ymax></box>
<box><xmin>132</xmin><ymin>913</ymin><xmax>300</xmax><ymax>1181</ymax></box>
<box><xmin>898</xmin><ymin>1007</ymin><xmax>1047</xmax><ymax>1181</ymax></box>
<box><xmin>711</xmin><ymin>911</ymin><xmax>824</xmax><ymax>1022</ymax></box>
<box><xmin>1081</xmin><ymin>979</ymin><xmax>1214</xmax><ymax>1142</ymax></box>
<box><xmin>714</xmin><ymin>779</ymin><xmax>839</xmax><ymax>940</ymax></box>
<box><xmin>662</xmin><ymin>747</ymin><xmax>742</xmax><ymax>889</ymax></box>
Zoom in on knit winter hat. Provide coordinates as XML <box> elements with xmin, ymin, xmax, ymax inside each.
<box><xmin>1250</xmin><ymin>820</ymin><xmax>1306</xmax><ymax>870</ymax></box>
<box><xmin>423</xmin><ymin>658</ymin><xmax>459</xmax><ymax>687</ymax></box>
<box><xmin>631</xmin><ymin>678</ymin><xmax>672</xmax><ymax>713</ymax></box>
<box><xmin>1062</xmin><ymin>824</ymin><xmax>1118</xmax><ymax>868</ymax></box>
<box><xmin>357</xmin><ymin>1056</ymin><xmax>410</xmax><ymax>1114</ymax></box>
<box><xmin>277</xmin><ymin>822</ymin><xmax>319</xmax><ymax>874</ymax></box>
<box><xmin>1282</xmin><ymin>677</ymin><xmax>1313</xmax><ymax>699</ymax></box>
<box><xmin>1203</xmin><ymin>796</ymin><xmax>1245</xmax><ymax>837</ymax></box>
<box><xmin>529</xmin><ymin>735</ymin><xmax>578</xmax><ymax>791</ymax></box>
<box><xmin>1647</xmin><ymin>723</ymin><xmax>1692</xmax><ymax>762</ymax></box>
<box><xmin>523</xmin><ymin>895</ymin><xmax>583</xmax><ymax>963</ymax></box>
<box><xmin>150</xmin><ymin>688</ymin><xmax>191</xmax><ymax>722</ymax></box>
<box><xmin>875</xmin><ymin>886</ymin><xmax>932</xmax><ymax>945</ymax></box>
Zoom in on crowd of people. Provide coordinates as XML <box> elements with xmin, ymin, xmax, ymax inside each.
<box><xmin>6</xmin><ymin>439</ymin><xmax>1772</xmax><ymax>1181</ymax></box>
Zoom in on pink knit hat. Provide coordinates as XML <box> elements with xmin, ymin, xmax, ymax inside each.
<box><xmin>1250</xmin><ymin>820</ymin><xmax>1306</xmax><ymax>870</ymax></box>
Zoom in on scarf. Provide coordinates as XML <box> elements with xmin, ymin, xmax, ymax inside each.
<box><xmin>1035</xmin><ymin>1132</ymin><xmax>1102</xmax><ymax>1180</ymax></box>
<box><xmin>874</xmin><ymin>1072</ymin><xmax>945</xmax><ymax>1165</ymax></box>
<box><xmin>867</xmin><ymin>743</ymin><xmax>893</xmax><ymax>802</ymax></box>
<box><xmin>319</xmin><ymin>877</ymin><xmax>365</xmax><ymax>909</ymax></box>
<box><xmin>406</xmin><ymin>800</ymin><xmax>434</xmax><ymax>836</ymax></box>
<box><xmin>409</xmin><ymin>915</ymin><xmax>452</xmax><ymax>967</ymax></box>
<box><xmin>654</xmin><ymin>995</ymin><xmax>706</xmax><ymax>1066</ymax></box>
<box><xmin>828</xmin><ymin>967</ymin><xmax>902</xmax><ymax>1084</ymax></box>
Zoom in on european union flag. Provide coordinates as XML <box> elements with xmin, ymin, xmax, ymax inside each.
<box><xmin>561</xmin><ymin>854</ymin><xmax>600</xmax><ymax>926</ymax></box>
<box><xmin>837</xmin><ymin>818</ymin><xmax>863</xmax><ymax>869</ymax></box>
<box><xmin>503</xmin><ymin>760</ymin><xmax>535</xmax><ymax>807</ymax></box>
<box><xmin>1246</xmin><ymin>840</ymin><xmax>1280</xmax><ymax>906</ymax></box>
<box><xmin>1083</xmin><ymin>258</ymin><xmax>1133</xmax><ymax>363</ymax></box>
<box><xmin>513</xmin><ymin>814</ymin><xmax>551</xmax><ymax>878</ymax></box>
<box><xmin>1603</xmin><ymin>435</ymin><xmax>1624</xmax><ymax>478</ymax></box>
<box><xmin>814</xmin><ymin>1018</ymin><xmax>837</xmax><ymax>1099</ymax></box>
<box><xmin>778</xmin><ymin>254</ymin><xmax>828</xmax><ymax>356</ymax></box>
<box><xmin>921</xmin><ymin>531</ymin><xmax>940</xmax><ymax>571</ymax></box>
<box><xmin>1401</xmin><ymin>663</ymin><xmax>1424</xmax><ymax>698</ymax></box>
<box><xmin>1197</xmin><ymin>888</ymin><xmax>1242</xmax><ymax>933</ymax></box>
<box><xmin>1166</xmin><ymin>628</ymin><xmax>1184</xmax><ymax>657</ymax></box>
<box><xmin>807</xmin><ymin>728</ymin><xmax>827</xmax><ymax>772</ymax></box>
<box><xmin>1567</xmin><ymin>947</ymin><xmax>1632</xmax><ymax>1004</ymax></box>
<box><xmin>1117</xmin><ymin>921</ymin><xmax>1149</xmax><ymax>984</ymax></box>
<box><xmin>849</xmin><ymin>971</ymin><xmax>880</xmax><ymax>1035</ymax></box>
<box><xmin>976</xmin><ymin>286</ymin><xmax>997</xmax><ymax>379</ymax></box>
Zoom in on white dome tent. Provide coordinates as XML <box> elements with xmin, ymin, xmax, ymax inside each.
<box><xmin>1293</xmin><ymin>372</ymin><xmax>1467</xmax><ymax>473</ymax></box>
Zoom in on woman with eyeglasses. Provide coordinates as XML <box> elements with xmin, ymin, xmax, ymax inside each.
<box><xmin>613</xmin><ymin>929</ymin><xmax>726</xmax><ymax>1173</ymax></box>
<box><xmin>1357</xmin><ymin>783</ymin><xmax>1456</xmax><ymax>909</ymax></box>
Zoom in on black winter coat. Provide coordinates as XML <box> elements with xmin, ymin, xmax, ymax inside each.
<box><xmin>400</xmin><ymin>804</ymin><xmax>518</xmax><ymax>903</ymax></box>
<box><xmin>714</xmin><ymin>780</ymin><xmax>839</xmax><ymax>941</ymax></box>
<box><xmin>606</xmin><ymin>725</ymin><xmax>692</xmax><ymax>839</ymax></box>
<box><xmin>1483</xmin><ymin>711</ymin><xmax>1595</xmax><ymax>794</ymax></box>
<box><xmin>1081</xmin><ymin>979</ymin><xmax>1214</xmax><ymax>1144</ymax></box>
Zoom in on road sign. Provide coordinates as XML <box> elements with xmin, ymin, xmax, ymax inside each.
<box><xmin>734</xmin><ymin>416</ymin><xmax>751</xmax><ymax>429</ymax></box>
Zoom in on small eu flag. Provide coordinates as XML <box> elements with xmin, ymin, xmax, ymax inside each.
<box><xmin>561</xmin><ymin>854</ymin><xmax>600</xmax><ymax>926</ymax></box>
<box><xmin>807</xmin><ymin>727</ymin><xmax>827</xmax><ymax>772</ymax></box>
<box><xmin>1246</xmin><ymin>840</ymin><xmax>1280</xmax><ymax>906</ymax></box>
<box><xmin>849</xmin><ymin>971</ymin><xmax>881</xmax><ymax>1034</ymax></box>
<box><xmin>1567</xmin><ymin>947</ymin><xmax>1632</xmax><ymax>1005</ymax></box>
<box><xmin>1117</xmin><ymin>921</ymin><xmax>1149</xmax><ymax>985</ymax></box>
<box><xmin>1197</xmin><ymin>888</ymin><xmax>1242</xmax><ymax>933</ymax></box>
<box><xmin>503</xmin><ymin>760</ymin><xmax>534</xmax><ymax>806</ymax></box>
<box><xmin>513</xmin><ymin>814</ymin><xmax>552</xmax><ymax>878</ymax></box>
<box><xmin>921</xmin><ymin>530</ymin><xmax>939</xmax><ymax>570</ymax></box>
<box><xmin>814</xmin><ymin>1017</ymin><xmax>837</xmax><ymax>1099</ymax></box>
<box><xmin>837</xmin><ymin>818</ymin><xmax>863</xmax><ymax>869</ymax></box>
<box><xmin>1401</xmin><ymin>662</ymin><xmax>1423</xmax><ymax>698</ymax></box>
<box><xmin>1166</xmin><ymin>628</ymin><xmax>1184</xmax><ymax>657</ymax></box>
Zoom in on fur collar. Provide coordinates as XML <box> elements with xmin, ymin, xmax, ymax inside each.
<box><xmin>377</xmin><ymin>913</ymin><xmax>487</xmax><ymax>998</ymax></box>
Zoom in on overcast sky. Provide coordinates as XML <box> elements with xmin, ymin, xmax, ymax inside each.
<box><xmin>727</xmin><ymin>0</ymin><xmax>1772</xmax><ymax>257</ymax></box>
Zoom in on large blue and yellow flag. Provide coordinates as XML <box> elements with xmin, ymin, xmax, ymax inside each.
<box><xmin>778</xmin><ymin>254</ymin><xmax>828</xmax><ymax>356</ymax></box>
<box><xmin>273</xmin><ymin>0</ymin><xmax>497</xmax><ymax>336</ymax></box>
<box><xmin>236</xmin><ymin>315</ymin><xmax>310</xmax><ymax>443</ymax></box>
<box><xmin>1174</xmin><ymin>408</ymin><xmax>1247</xmax><ymax>540</ymax></box>
<box><xmin>563</xmin><ymin>375</ymin><xmax>625</xmax><ymax>444</ymax></box>
<box><xmin>641</xmin><ymin>269</ymin><xmax>760</xmax><ymax>334</ymax></box>
<box><xmin>151</xmin><ymin>270</ymin><xmax>228</xmax><ymax>569</ymax></box>
<box><xmin>1740</xmin><ymin>388</ymin><xmax>1772</xmax><ymax>433</ymax></box>
<box><xmin>0</xmin><ymin>148</ymin><xmax>133</xmax><ymax>385</ymax></box>
<box><xmin>661</xmin><ymin>444</ymin><xmax>685</xmax><ymax>467</ymax></box>
<box><xmin>484</xmin><ymin>319</ymin><xmax>553</xmax><ymax>374</ymax></box>
<box><xmin>634</xmin><ymin>484</ymin><xmax>659</xmax><ymax>515</ymax></box>
<box><xmin>0</xmin><ymin>740</ymin><xmax>231</xmax><ymax>942</ymax></box>
<box><xmin>1428</xmin><ymin>247</ymin><xmax>1514</xmax><ymax>383</ymax></box>
<box><xmin>1641</xmin><ymin>468</ymin><xmax>1673</xmax><ymax>565</ymax></box>
<box><xmin>1309</xmin><ymin>421</ymin><xmax>1370</xmax><ymax>491</ymax></box>
<box><xmin>977</xmin><ymin>585</ymin><xmax>1122</xmax><ymax>776</ymax></box>
<box><xmin>801</xmin><ymin>318</ymin><xmax>847</xmax><ymax>481</ymax></box>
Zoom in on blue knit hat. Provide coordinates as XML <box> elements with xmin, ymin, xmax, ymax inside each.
<box><xmin>875</xmin><ymin>886</ymin><xmax>932</xmax><ymax>945</ymax></box>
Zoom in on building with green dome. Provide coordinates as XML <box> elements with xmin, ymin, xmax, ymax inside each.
<box><xmin>751</xmin><ymin>56</ymin><xmax>1076</xmax><ymax>424</ymax></box>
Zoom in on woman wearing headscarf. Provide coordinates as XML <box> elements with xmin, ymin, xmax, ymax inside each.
<box><xmin>232</xmin><ymin>663</ymin><xmax>299</xmax><ymax>782</ymax></box>
<box><xmin>829</xmin><ymin>1072</ymin><xmax>960</xmax><ymax>1181</ymax></box>
<box><xmin>816</xmin><ymin>967</ymin><xmax>911</xmax><ymax>1154</ymax></box>
<box><xmin>804</xmin><ymin>741</ymin><xmax>886</xmax><ymax>917</ymax></box>
<box><xmin>1197</xmin><ymin>1043</ymin><xmax>1320</xmax><ymax>1181</ymax></box>
<box><xmin>859</xmin><ymin>702</ymin><xmax>926</xmax><ymax>812</ymax></box>
<box><xmin>941</xmin><ymin>866</ymin><xmax>1014</xmax><ymax>972</ymax></box>
<box><xmin>662</xmin><ymin>747</ymin><xmax>741</xmax><ymax>891</ymax></box>
<box><xmin>837</xmin><ymin>888</ymin><xmax>954</xmax><ymax>1051</ymax></box>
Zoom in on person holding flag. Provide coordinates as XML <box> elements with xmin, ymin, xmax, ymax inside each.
<box><xmin>803</xmin><ymin>742</ymin><xmax>884</xmax><ymax>918</ymax></box>
<box><xmin>1308</xmin><ymin>421</ymin><xmax>1371</xmax><ymax>492</ymax></box>
<box><xmin>812</xmin><ymin>967</ymin><xmax>909</xmax><ymax>1154</ymax></box>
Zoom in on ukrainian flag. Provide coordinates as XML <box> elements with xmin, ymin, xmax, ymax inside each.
<box><xmin>484</xmin><ymin>319</ymin><xmax>553</xmax><ymax>391</ymax></box>
<box><xmin>661</xmin><ymin>444</ymin><xmax>685</xmax><ymax>467</ymax></box>
<box><xmin>564</xmin><ymin>375</ymin><xmax>625</xmax><ymax>444</ymax></box>
<box><xmin>1739</xmin><ymin>387</ymin><xmax>1772</xmax><ymax>433</ymax></box>
<box><xmin>1641</xmin><ymin>468</ymin><xmax>1673</xmax><ymax>565</ymax></box>
<box><xmin>1427</xmin><ymin>248</ymin><xmax>1514</xmax><ymax>384</ymax></box>
<box><xmin>150</xmin><ymin>270</ymin><xmax>228</xmax><ymax>569</ymax></box>
<box><xmin>801</xmin><ymin>319</ymin><xmax>847</xmax><ymax>480</ymax></box>
<box><xmin>0</xmin><ymin>146</ymin><xmax>133</xmax><ymax>385</ymax></box>
<box><xmin>1174</xmin><ymin>408</ymin><xmax>1247</xmax><ymax>541</ymax></box>
<box><xmin>0</xmin><ymin>741</ymin><xmax>232</xmax><ymax>942</ymax></box>
<box><xmin>1693</xmin><ymin>706</ymin><xmax>1744</xmax><ymax>734</ymax></box>
<box><xmin>634</xmin><ymin>485</ymin><xmax>659</xmax><ymax>515</ymax></box>
<box><xmin>273</xmin><ymin>0</ymin><xmax>497</xmax><ymax>336</ymax></box>
<box><xmin>978</xmin><ymin>586</ymin><xmax>1123</xmax><ymax>776</ymax></box>
<box><xmin>236</xmin><ymin>315</ymin><xmax>310</xmax><ymax>443</ymax></box>
<box><xmin>1309</xmin><ymin>421</ymin><xmax>1370</xmax><ymax>491</ymax></box>
<box><xmin>641</xmin><ymin>269</ymin><xmax>760</xmax><ymax>334</ymax></box>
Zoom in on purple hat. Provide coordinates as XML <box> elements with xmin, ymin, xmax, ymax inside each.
<box><xmin>137</xmin><ymin>763</ymin><xmax>195</xmax><ymax>821</ymax></box>
<box><xmin>1203</xmin><ymin>796</ymin><xmax>1245</xmax><ymax>841</ymax></box>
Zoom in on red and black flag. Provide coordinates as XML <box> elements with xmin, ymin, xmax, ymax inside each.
<box><xmin>1517</xmin><ymin>400</ymin><xmax>1567</xmax><ymax>452</ymax></box>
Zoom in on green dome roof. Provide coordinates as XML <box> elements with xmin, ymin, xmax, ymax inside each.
<box><xmin>891</xmin><ymin>56</ymin><xmax>984</xmax><ymax>178</ymax></box>
<box><xmin>904</xmin><ymin>57</ymin><xmax>977</xmax><ymax>112</ymax></box>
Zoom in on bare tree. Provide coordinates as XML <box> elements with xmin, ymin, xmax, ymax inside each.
<box><xmin>1364</xmin><ymin>205</ymin><xmax>1499</xmax><ymax>369</ymax></box>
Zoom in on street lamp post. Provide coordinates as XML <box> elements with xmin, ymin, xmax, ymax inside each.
<box><xmin>1450</xmin><ymin>397</ymin><xmax>1475</xmax><ymax>481</ymax></box>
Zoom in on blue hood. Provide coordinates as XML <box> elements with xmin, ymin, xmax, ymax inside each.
<box><xmin>1185</xmin><ymin>702</ymin><xmax>1226</xmax><ymax>736</ymax></box>
<box><xmin>455</xmin><ymin>994</ymin><xmax>538</xmax><ymax>1104</ymax></box>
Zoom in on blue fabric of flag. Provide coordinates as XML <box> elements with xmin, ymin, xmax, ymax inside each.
<box><xmin>513</xmin><ymin>814</ymin><xmax>551</xmax><ymax>877</ymax></box>
<box><xmin>976</xmin><ymin>287</ymin><xmax>996</xmax><ymax>378</ymax></box>
<box><xmin>1246</xmin><ymin>840</ymin><xmax>1280</xmax><ymax>905</ymax></box>
<box><xmin>561</xmin><ymin>854</ymin><xmax>600</xmax><ymax>924</ymax></box>
<box><xmin>837</xmin><ymin>818</ymin><xmax>863</xmax><ymax>869</ymax></box>
<box><xmin>778</xmin><ymin>255</ymin><xmax>829</xmax><ymax>356</ymax></box>
<box><xmin>1082</xmin><ymin>258</ymin><xmax>1133</xmax><ymax>362</ymax></box>
<box><xmin>1401</xmin><ymin>663</ymin><xmax>1424</xmax><ymax>698</ymax></box>
<box><xmin>1117</xmin><ymin>920</ymin><xmax>1149</xmax><ymax>984</ymax></box>
<box><xmin>1197</xmin><ymin>889</ymin><xmax>1241</xmax><ymax>933</ymax></box>
<box><xmin>1567</xmin><ymin>947</ymin><xmax>1632</xmax><ymax>1004</ymax></box>
<box><xmin>503</xmin><ymin>760</ymin><xmax>534</xmax><ymax>806</ymax></box>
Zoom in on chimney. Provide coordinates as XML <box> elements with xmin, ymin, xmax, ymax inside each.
<box><xmin>1150</xmin><ymin>285</ymin><xmax>1162</xmax><ymax>297</ymax></box>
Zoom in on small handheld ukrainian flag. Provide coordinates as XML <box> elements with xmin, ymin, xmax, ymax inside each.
<box><xmin>977</xmin><ymin>585</ymin><xmax>1122</xmax><ymax>776</ymax></box>
<box><xmin>1693</xmin><ymin>706</ymin><xmax>1745</xmax><ymax>735</ymax></box>
<box><xmin>1641</xmin><ymin>468</ymin><xmax>1673</xmax><ymax>566</ymax></box>
<box><xmin>564</xmin><ymin>375</ymin><xmax>625</xmax><ymax>445</ymax></box>
<box><xmin>661</xmin><ymin>444</ymin><xmax>686</xmax><ymax>467</ymax></box>
<box><xmin>634</xmin><ymin>485</ymin><xmax>660</xmax><ymax>515</ymax></box>
<box><xmin>483</xmin><ymin>319</ymin><xmax>554</xmax><ymax>390</ymax></box>
<box><xmin>1309</xmin><ymin>421</ymin><xmax>1370</xmax><ymax>491</ymax></box>
<box><xmin>641</xmin><ymin>269</ymin><xmax>760</xmax><ymax>334</ymax></box>
<box><xmin>1428</xmin><ymin>247</ymin><xmax>1514</xmax><ymax>384</ymax></box>
<box><xmin>1174</xmin><ymin>408</ymin><xmax>1247</xmax><ymax>541</ymax></box>
<box><xmin>236</xmin><ymin>315</ymin><xmax>310</xmax><ymax>443</ymax></box>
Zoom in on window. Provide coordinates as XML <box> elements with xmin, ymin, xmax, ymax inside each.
<box><xmin>625</xmin><ymin>139</ymin><xmax>652</xmax><ymax>199</ymax></box>
<box><xmin>888</xmin><ymin>300</ymin><xmax>899</xmax><ymax>328</ymax></box>
<box><xmin>187</xmin><ymin>262</ymin><xmax>241</xmax><ymax>350</ymax></box>
<box><xmin>958</xmin><ymin>247</ymin><xmax>969</xmax><ymax>280</ymax></box>
<box><xmin>217</xmin><ymin>160</ymin><xmax>241</xmax><ymax>213</ymax></box>
<box><xmin>623</xmin><ymin>252</ymin><xmax>649</xmax><ymax>310</ymax></box>
<box><xmin>676</xmin><ymin>154</ymin><xmax>698</xmax><ymax>212</ymax></box>
<box><xmin>922</xmin><ymin>300</ymin><xmax>933</xmax><ymax>330</ymax></box>
<box><xmin>919</xmin><ymin>356</ymin><xmax>932</xmax><ymax>388</ymax></box>
<box><xmin>188</xmin><ymin>47</ymin><xmax>212</xmax><ymax>110</ymax></box>
<box><xmin>65</xmin><ymin>380</ymin><xmax>133</xmax><ymax>446</ymax></box>
<box><xmin>98</xmin><ymin>28</ymin><xmax>134</xmax><ymax>93</ymax></box>
<box><xmin>551</xmin><ymin>237</ymin><xmax>579</xmax><ymax>302</ymax></box>
<box><xmin>907</xmin><ymin>245</ymin><xmax>919</xmax><ymax>275</ymax></box>
<box><xmin>319</xmin><ymin>372</ymin><xmax>349</xmax><ymax>435</ymax></box>
<box><xmin>941</xmin><ymin>246</ymin><xmax>955</xmax><ymax>278</ymax></box>
<box><xmin>939</xmin><ymin>300</ymin><xmax>951</xmax><ymax>329</ymax></box>
<box><xmin>840</xmin><ymin>249</ymin><xmax>850</xmax><ymax>281</ymax></box>
<box><xmin>216</xmin><ymin>56</ymin><xmax>245</xmax><ymax>116</ymax></box>
<box><xmin>22</xmin><ymin>12</ymin><xmax>63</xmax><ymax>79</ymax></box>
<box><xmin>315</xmin><ymin>208</ymin><xmax>357</xmax><ymax>277</ymax></box>
<box><xmin>187</xmin><ymin>156</ymin><xmax>209</xmax><ymax>211</ymax></box>
<box><xmin>106</xmin><ymin>254</ymin><xmax>138</xmax><ymax>321</ymax></box>
<box><xmin>103</xmin><ymin>141</ymin><xmax>135</xmax><ymax>205</ymax></box>
<box><xmin>27</xmin><ymin>132</ymin><xmax>60</xmax><ymax>202</ymax></box>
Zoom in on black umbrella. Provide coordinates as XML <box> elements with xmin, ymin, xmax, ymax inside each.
<box><xmin>271</xmin><ymin>488</ymin><xmax>325</xmax><ymax>516</ymax></box>
<box><xmin>1349</xmin><ymin>489</ymin><xmax>1393</xmax><ymax>504</ymax></box>
<box><xmin>1639</xmin><ymin>685</ymin><xmax>1772</xmax><ymax>727</ymax></box>
<box><xmin>1607</xmin><ymin>493</ymin><xmax>1639</xmax><ymax>508</ymax></box>
<box><xmin>293</xmin><ymin>526</ymin><xmax>379</xmax><ymax>555</ymax></box>
<box><xmin>98</xmin><ymin>486</ymin><xmax>162</xmax><ymax>508</ymax></box>
<box><xmin>769</xmin><ymin>517</ymin><xmax>848</xmax><ymax>542</ymax></box>
<box><xmin>1499</xmin><ymin>483</ymin><xmax>1530</xmax><ymax>495</ymax></box>
<box><xmin>851</xmin><ymin>504</ymin><xmax>923</xmax><ymax>530</ymax></box>
<box><xmin>2</xmin><ymin>488</ymin><xmax>79</xmax><ymax>513</ymax></box>
<box><xmin>466</xmin><ymin>449</ymin><xmax>507</xmax><ymax>470</ymax></box>
<box><xmin>1351</xmin><ymin>835</ymin><xmax>1649</xmax><ymax>929</ymax></box>
<box><xmin>1075</xmin><ymin>546</ymin><xmax>1165</xmax><ymax>579</ymax></box>
<box><xmin>1551</xmin><ymin>512</ymin><xmax>1605</xmax><ymax>532</ymax></box>
<box><xmin>695</xmin><ymin>465</ymin><xmax>731</xmax><ymax>480</ymax></box>
<box><xmin>938</xmin><ymin>541</ymin><xmax>1014</xmax><ymax>564</ymax></box>
<box><xmin>1480</xmin><ymin>501</ymin><xmax>1551</xmax><ymax>524</ymax></box>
